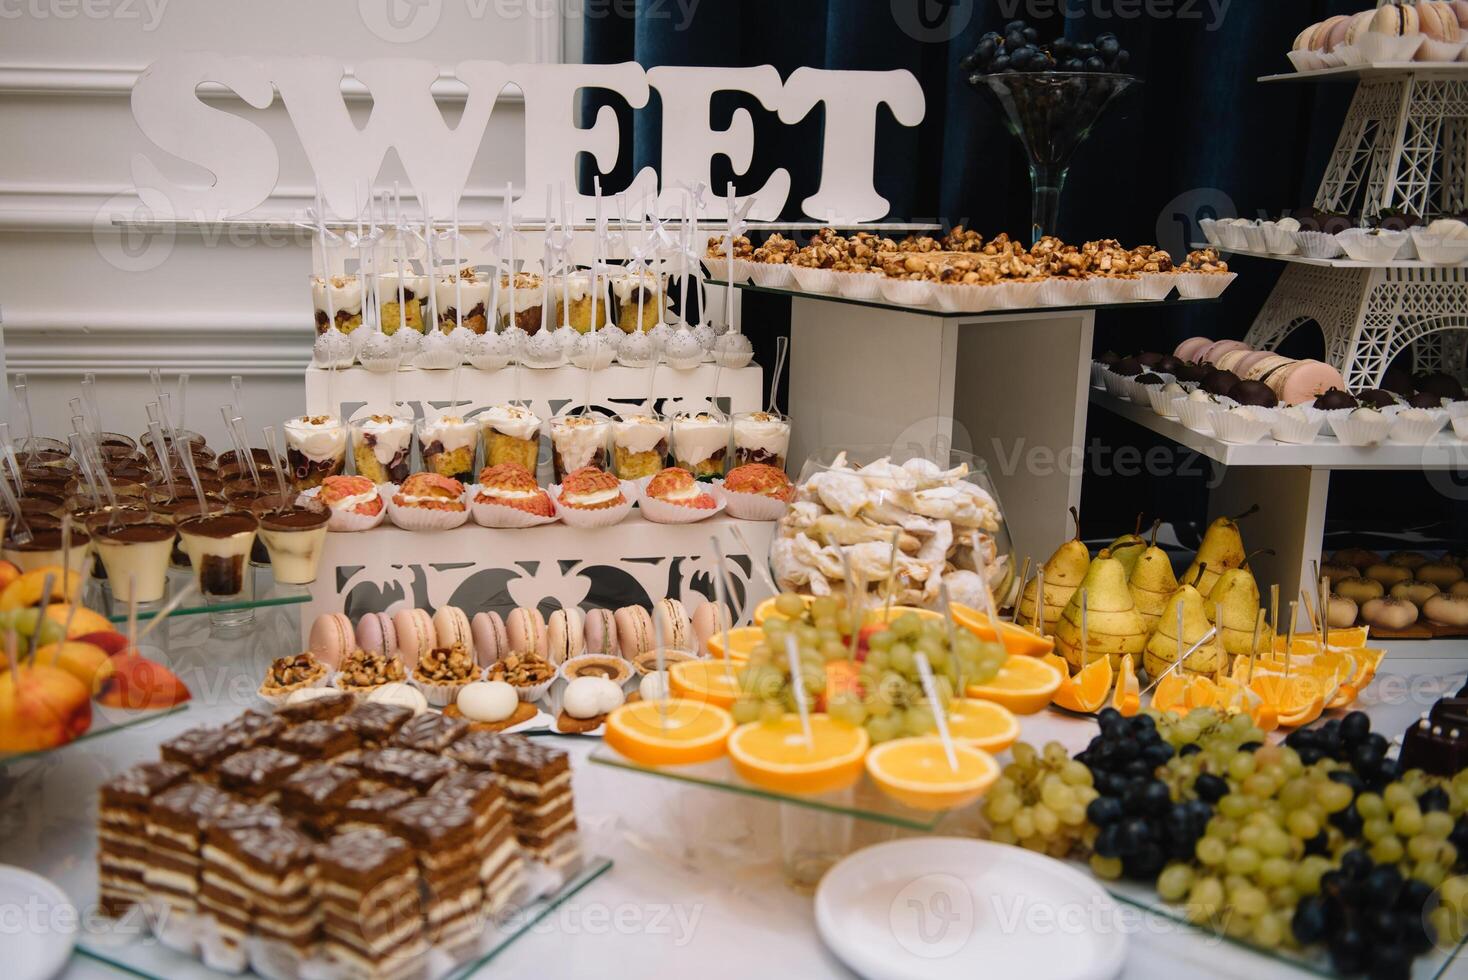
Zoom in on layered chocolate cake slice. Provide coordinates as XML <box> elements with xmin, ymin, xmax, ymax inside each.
<box><xmin>97</xmin><ymin>761</ymin><xmax>190</xmax><ymax>917</ymax></box>
<box><xmin>389</xmin><ymin>798</ymin><xmax>484</xmax><ymax>951</ymax></box>
<box><xmin>317</xmin><ymin>827</ymin><xmax>428</xmax><ymax>980</ymax></box>
<box><xmin>433</xmin><ymin>770</ymin><xmax>524</xmax><ymax>915</ymax></box>
<box><xmin>447</xmin><ymin>733</ymin><xmax>580</xmax><ymax>870</ymax></box>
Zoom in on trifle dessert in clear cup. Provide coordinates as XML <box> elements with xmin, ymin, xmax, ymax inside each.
<box><xmin>2</xmin><ymin>524</ymin><xmax>92</xmax><ymax>576</ymax></box>
<box><xmin>480</xmin><ymin>403</ymin><xmax>542</xmax><ymax>473</ymax></box>
<box><xmin>249</xmin><ymin>501</ymin><xmax>331</xmax><ymax>585</ymax></box>
<box><xmin>147</xmin><ymin>494</ymin><xmax>223</xmax><ymax>569</ymax></box>
<box><xmin>611</xmin><ymin>413</ymin><xmax>670</xmax><ymax>480</ymax></box>
<box><xmin>284</xmin><ymin>415</ymin><xmax>348</xmax><ymax>491</ymax></box>
<box><xmin>377</xmin><ymin>267</ymin><xmax>428</xmax><ymax>335</ymax></box>
<box><xmin>563</xmin><ymin>272</ymin><xmax>610</xmax><ymax>334</ymax></box>
<box><xmin>417</xmin><ymin>414</ymin><xmax>479</xmax><ymax>484</ymax></box>
<box><xmin>91</xmin><ymin>521</ymin><xmax>176</xmax><ymax>604</ymax></box>
<box><xmin>611</xmin><ymin>271</ymin><xmax>664</xmax><ymax>332</ymax></box>
<box><xmin>176</xmin><ymin>509</ymin><xmax>259</xmax><ymax>598</ymax></box>
<box><xmin>671</xmin><ymin>412</ymin><xmax>731</xmax><ymax>479</ymax></box>
<box><xmin>78</xmin><ymin>504</ymin><xmax>151</xmax><ymax>583</ymax></box>
<box><xmin>350</xmin><ymin>413</ymin><xmax>413</xmax><ymax>485</ymax></box>
<box><xmin>218</xmin><ymin>448</ymin><xmax>277</xmax><ymax>483</ymax></box>
<box><xmin>222</xmin><ymin>484</ymin><xmax>276</xmax><ymax>566</ymax></box>
<box><xmin>499</xmin><ymin>272</ymin><xmax>554</xmax><ymax>334</ymax></box>
<box><xmin>434</xmin><ymin>266</ymin><xmax>491</xmax><ymax>334</ymax></box>
<box><xmin>549</xmin><ymin>414</ymin><xmax>611</xmax><ymax>485</ymax></box>
<box><xmin>311</xmin><ymin>274</ymin><xmax>364</xmax><ymax>334</ymax></box>
<box><xmin>732</xmin><ymin>411</ymin><xmax>792</xmax><ymax>470</ymax></box>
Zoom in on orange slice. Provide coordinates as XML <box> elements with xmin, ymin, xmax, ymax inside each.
<box><xmin>753</xmin><ymin>595</ymin><xmax>813</xmax><ymax>626</ymax></box>
<box><xmin>1051</xmin><ymin>655</ymin><xmax>1111</xmax><ymax>714</ymax></box>
<box><xmin>862</xmin><ymin>605</ymin><xmax>943</xmax><ymax>627</ymax></box>
<box><xmin>950</xmin><ymin>604</ymin><xmax>1056</xmax><ymax>658</ymax></box>
<box><xmin>727</xmin><ymin>714</ymin><xmax>869</xmax><ymax>795</ymax></box>
<box><xmin>668</xmin><ymin>660</ymin><xmax>744</xmax><ymax>709</ymax></box>
<box><xmin>1248</xmin><ymin>674</ymin><xmax>1326</xmax><ymax>729</ymax></box>
<box><xmin>604</xmin><ymin>698</ymin><xmax>734</xmax><ymax>766</ymax></box>
<box><xmin>1111</xmin><ymin>654</ymin><xmax>1140</xmax><ymax>717</ymax></box>
<box><xmin>1151</xmin><ymin>673</ymin><xmax>1190</xmax><ymax>714</ymax></box>
<box><xmin>965</xmin><ymin>655</ymin><xmax>1062</xmax><ymax>715</ymax></box>
<box><xmin>944</xmin><ymin>699</ymin><xmax>1021</xmax><ymax>754</ymax></box>
<box><xmin>704</xmin><ymin>626</ymin><xmax>765</xmax><ymax>665</ymax></box>
<box><xmin>865</xmin><ymin>736</ymin><xmax>999</xmax><ymax>811</ymax></box>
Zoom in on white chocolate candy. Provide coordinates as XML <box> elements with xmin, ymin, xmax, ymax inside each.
<box><xmin>368</xmin><ymin>682</ymin><xmax>428</xmax><ymax>715</ymax></box>
<box><xmin>563</xmin><ymin>676</ymin><xmax>624</xmax><ymax>719</ymax></box>
<box><xmin>456</xmin><ymin>681</ymin><xmax>519</xmax><ymax>723</ymax></box>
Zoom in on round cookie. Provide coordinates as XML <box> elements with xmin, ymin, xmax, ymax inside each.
<box><xmin>392</xmin><ymin>608</ymin><xmax>435</xmax><ymax>672</ymax></box>
<box><xmin>584</xmin><ymin>608</ymin><xmax>619</xmax><ymax>657</ymax></box>
<box><xmin>470</xmin><ymin>611</ymin><xmax>509</xmax><ymax>667</ymax></box>
<box><xmin>506</xmin><ymin>606</ymin><xmax>548</xmax><ymax>657</ymax></box>
<box><xmin>355</xmin><ymin>612</ymin><xmax>397</xmax><ymax>656</ymax></box>
<box><xmin>546</xmin><ymin>607</ymin><xmax>585</xmax><ymax>665</ymax></box>
<box><xmin>614</xmin><ymin>605</ymin><xmax>654</xmax><ymax>658</ymax></box>
<box><xmin>308</xmin><ymin>613</ymin><xmax>353</xmax><ymax>670</ymax></box>
<box><xmin>654</xmin><ymin>598</ymin><xmax>693</xmax><ymax>651</ymax></box>
<box><xmin>432</xmin><ymin>606</ymin><xmax>473</xmax><ymax>657</ymax></box>
<box><xmin>691</xmin><ymin>601</ymin><xmax>732</xmax><ymax>656</ymax></box>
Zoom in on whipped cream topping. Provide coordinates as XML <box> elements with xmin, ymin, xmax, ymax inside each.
<box><xmin>420</xmin><ymin>416</ymin><xmax>477</xmax><ymax>451</ymax></box>
<box><xmin>733</xmin><ymin>412</ymin><xmax>790</xmax><ymax>455</ymax></box>
<box><xmin>611</xmin><ymin>273</ymin><xmax>660</xmax><ymax>301</ymax></box>
<box><xmin>378</xmin><ymin>271</ymin><xmax>428</xmax><ymax>298</ymax></box>
<box><xmin>565</xmin><ymin>486</ymin><xmax>621</xmax><ymax>506</ymax></box>
<box><xmin>552</xmin><ymin>416</ymin><xmax>609</xmax><ymax>471</ymax></box>
<box><xmin>659</xmin><ymin>481</ymin><xmax>702</xmax><ymax>503</ymax></box>
<box><xmin>311</xmin><ymin>275</ymin><xmax>363</xmax><ymax>313</ymax></box>
<box><xmin>331</xmin><ymin>490</ymin><xmax>379</xmax><ymax>511</ymax></box>
<box><xmin>499</xmin><ymin>274</ymin><xmax>546</xmax><ymax>313</ymax></box>
<box><xmin>397</xmin><ymin>493</ymin><xmax>460</xmax><ymax>507</ymax></box>
<box><xmin>434</xmin><ymin>273</ymin><xmax>491</xmax><ymax>313</ymax></box>
<box><xmin>353</xmin><ymin>415</ymin><xmax>412</xmax><ymax>465</ymax></box>
<box><xmin>482</xmin><ymin>485</ymin><xmax>540</xmax><ymax>499</ymax></box>
<box><xmin>613</xmin><ymin>415</ymin><xmax>669</xmax><ymax>454</ymax></box>
<box><xmin>285</xmin><ymin>416</ymin><xmax>346</xmax><ymax>460</ymax></box>
<box><xmin>482</xmin><ymin>404</ymin><xmax>542</xmax><ymax>441</ymax></box>
<box><xmin>672</xmin><ymin>414</ymin><xmax>729</xmax><ymax>465</ymax></box>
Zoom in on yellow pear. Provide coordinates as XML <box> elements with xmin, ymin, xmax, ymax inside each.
<box><xmin>1207</xmin><ymin>562</ymin><xmax>1274</xmax><ymax>658</ymax></box>
<box><xmin>1128</xmin><ymin>523</ymin><xmax>1177</xmax><ymax>631</ymax></box>
<box><xmin>1019</xmin><ymin>507</ymin><xmax>1089</xmax><ymax>634</ymax></box>
<box><xmin>1182</xmin><ymin>505</ymin><xmax>1257</xmax><ymax>598</ymax></box>
<box><xmin>1108</xmin><ymin>515</ymin><xmax>1150</xmax><ymax>577</ymax></box>
<box><xmin>1144</xmin><ymin>574</ymin><xmax>1225</xmax><ymax>679</ymax></box>
<box><xmin>1055</xmin><ymin>550</ymin><xmax>1149</xmax><ymax>672</ymax></box>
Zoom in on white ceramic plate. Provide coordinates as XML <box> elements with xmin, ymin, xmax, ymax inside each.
<box><xmin>814</xmin><ymin>838</ymin><xmax>1126</xmax><ymax>980</ymax></box>
<box><xmin>0</xmin><ymin>865</ymin><xmax>76</xmax><ymax>980</ymax></box>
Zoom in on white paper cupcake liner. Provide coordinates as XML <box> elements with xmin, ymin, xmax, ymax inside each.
<box><xmin>749</xmin><ymin>263</ymin><xmax>795</xmax><ymax>289</ymax></box>
<box><xmin>1211</xmin><ymin>410</ymin><xmax>1272</xmax><ymax>445</ymax></box>
<box><xmin>716</xmin><ymin>482</ymin><xmax>791</xmax><ymax>521</ymax></box>
<box><xmin>298</xmin><ymin>485</ymin><xmax>390</xmax><ymax>533</ymax></box>
<box><xmin>410</xmin><ymin>671</ymin><xmax>481</xmax><ymax>708</ymax></box>
<box><xmin>1174</xmin><ymin>272</ymin><xmax>1237</xmax><ymax>300</ymax></box>
<box><xmin>1410</xmin><ymin>229</ymin><xmax>1468</xmax><ymax>265</ymax></box>
<box><xmin>1446</xmin><ymin>400</ymin><xmax>1468</xmax><ymax>421</ymax></box>
<box><xmin>1199</xmin><ymin>218</ymin><xmax>1220</xmax><ymax>246</ymax></box>
<box><xmin>1328</xmin><ymin>412</ymin><xmax>1393</xmax><ymax>447</ymax></box>
<box><xmin>933</xmin><ymin>282</ymin><xmax>999</xmax><ymax>313</ymax></box>
<box><xmin>469</xmin><ymin>487</ymin><xmax>560</xmax><ymax>528</ymax></box>
<box><xmin>1134</xmin><ymin>273</ymin><xmax>1178</xmax><ymax>301</ymax></box>
<box><xmin>1214</xmin><ymin>223</ymin><xmax>1245</xmax><ymax>251</ymax></box>
<box><xmin>992</xmin><ymin>281</ymin><xmax>1044</xmax><ymax>309</ymax></box>
<box><xmin>1241</xmin><ymin>223</ymin><xmax>1268</xmax><ymax>253</ymax></box>
<box><xmin>1262</xmin><ymin>224</ymin><xmax>1300</xmax><ymax>255</ymax></box>
<box><xmin>836</xmin><ymin>271</ymin><xmax>884</xmax><ymax>301</ymax></box>
<box><xmin>1287</xmin><ymin>49</ymin><xmax>1326</xmax><ymax>73</ymax></box>
<box><xmin>1337</xmin><ymin>228</ymin><xmax>1405</xmax><ymax>264</ymax></box>
<box><xmin>1389</xmin><ymin>411</ymin><xmax>1449</xmax><ymax>445</ymax></box>
<box><xmin>790</xmin><ymin>266</ymin><xmax>841</xmax><ymax>294</ymax></box>
<box><xmin>1294</xmin><ymin>231</ymin><xmax>1346</xmax><ymax>259</ymax></box>
<box><xmin>1147</xmin><ymin>387</ymin><xmax>1184</xmax><ymax>419</ymax></box>
<box><xmin>1124</xmin><ymin>377</ymin><xmax>1153</xmax><ymax>405</ymax></box>
<box><xmin>1417</xmin><ymin>37</ymin><xmax>1467</xmax><ymax>64</ymax></box>
<box><xmin>1454</xmin><ymin>415</ymin><xmax>1468</xmax><ymax>440</ymax></box>
<box><xmin>879</xmin><ymin>277</ymin><xmax>937</xmax><ymax>308</ymax></box>
<box><xmin>1271</xmin><ymin>408</ymin><xmax>1327</xmax><ymax>445</ymax></box>
<box><xmin>1090</xmin><ymin>361</ymin><xmax>1109</xmax><ymax>389</ymax></box>
<box><xmin>549</xmin><ymin>480</ymin><xmax>637</xmax><ymax>528</ymax></box>
<box><xmin>1352</xmin><ymin>32</ymin><xmax>1424</xmax><ymax>64</ymax></box>
<box><xmin>639</xmin><ymin>484</ymin><xmax>728</xmax><ymax>524</ymax></box>
<box><xmin>727</xmin><ymin>258</ymin><xmax>756</xmax><ymax>284</ymax></box>
<box><xmin>506</xmin><ymin>676</ymin><xmax>555</xmax><ymax>703</ymax></box>
<box><xmin>1038</xmin><ymin>277</ymin><xmax>1087</xmax><ymax>307</ymax></box>
<box><xmin>386</xmin><ymin>486</ymin><xmax>471</xmax><ymax>531</ymax></box>
<box><xmin>1101</xmin><ymin>369</ymin><xmax>1132</xmax><ymax>399</ymax></box>
<box><xmin>256</xmin><ymin>670</ymin><xmax>332</xmax><ymax>707</ymax></box>
<box><xmin>1176</xmin><ymin>399</ymin><xmax>1218</xmax><ymax>433</ymax></box>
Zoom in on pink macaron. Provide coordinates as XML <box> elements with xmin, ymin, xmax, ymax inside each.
<box><xmin>546</xmin><ymin>607</ymin><xmax>585</xmax><ymax>665</ymax></box>
<box><xmin>1200</xmin><ymin>340</ymin><xmax>1250</xmax><ymax>365</ymax></box>
<box><xmin>1173</xmin><ymin>337</ymin><xmax>1213</xmax><ymax>362</ymax></box>
<box><xmin>691</xmin><ymin>601</ymin><xmax>732</xmax><ymax>656</ymax></box>
<box><xmin>355</xmin><ymin>612</ymin><xmax>396</xmax><ymax>656</ymax></box>
<box><xmin>308</xmin><ymin>613</ymin><xmax>354</xmax><ymax>670</ymax></box>
<box><xmin>1277</xmin><ymin>359</ymin><xmax>1347</xmax><ymax>406</ymax></box>
<box><xmin>615</xmin><ymin>605</ymin><xmax>654</xmax><ymax>658</ymax></box>
<box><xmin>432</xmin><ymin>606</ymin><xmax>473</xmax><ymax>657</ymax></box>
<box><xmin>583</xmin><ymin>608</ymin><xmax>619</xmax><ymax>657</ymax></box>
<box><xmin>506</xmin><ymin>607</ymin><xmax>547</xmax><ymax>657</ymax></box>
<box><xmin>653</xmin><ymin>598</ymin><xmax>694</xmax><ymax>651</ymax></box>
<box><xmin>392</xmin><ymin>608</ymin><xmax>435</xmax><ymax>671</ymax></box>
<box><xmin>470</xmin><ymin>611</ymin><xmax>508</xmax><ymax>667</ymax></box>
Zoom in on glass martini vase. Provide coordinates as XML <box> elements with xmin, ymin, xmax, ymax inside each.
<box><xmin>971</xmin><ymin>72</ymin><xmax>1139</xmax><ymax>244</ymax></box>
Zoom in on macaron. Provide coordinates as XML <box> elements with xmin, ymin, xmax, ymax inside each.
<box><xmin>1214</xmin><ymin>350</ymin><xmax>1253</xmax><ymax>375</ymax></box>
<box><xmin>653</xmin><ymin>598</ymin><xmax>693</xmax><ymax>651</ymax></box>
<box><xmin>584</xmin><ymin>608</ymin><xmax>619</xmax><ymax>657</ymax></box>
<box><xmin>614</xmin><ymin>605</ymin><xmax>654</xmax><ymax>658</ymax></box>
<box><xmin>691</xmin><ymin>601</ymin><xmax>732</xmax><ymax>656</ymax></box>
<box><xmin>1278</xmin><ymin>359</ymin><xmax>1347</xmax><ymax>406</ymax></box>
<box><xmin>308</xmin><ymin>613</ymin><xmax>353</xmax><ymax>670</ymax></box>
<box><xmin>433</xmin><ymin>605</ymin><xmax>473</xmax><ymax>657</ymax></box>
<box><xmin>1200</xmin><ymin>340</ymin><xmax>1250</xmax><ymax>365</ymax></box>
<box><xmin>1233</xmin><ymin>350</ymin><xmax>1279</xmax><ymax>380</ymax></box>
<box><xmin>355</xmin><ymin>611</ymin><xmax>396</xmax><ymax>656</ymax></box>
<box><xmin>506</xmin><ymin>606</ymin><xmax>548</xmax><ymax>657</ymax></box>
<box><xmin>470</xmin><ymin>611</ymin><xmax>509</xmax><ymax>667</ymax></box>
<box><xmin>392</xmin><ymin>608</ymin><xmax>435</xmax><ymax>672</ymax></box>
<box><xmin>1173</xmin><ymin>337</ymin><xmax>1213</xmax><ymax>362</ymax></box>
<box><xmin>1245</xmin><ymin>354</ymin><xmax>1294</xmax><ymax>383</ymax></box>
<box><xmin>546</xmin><ymin>607</ymin><xmax>585</xmax><ymax>665</ymax></box>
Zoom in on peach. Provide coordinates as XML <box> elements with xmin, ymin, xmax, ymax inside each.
<box><xmin>96</xmin><ymin>654</ymin><xmax>191</xmax><ymax>710</ymax></box>
<box><xmin>0</xmin><ymin>663</ymin><xmax>92</xmax><ymax>753</ymax></box>
<box><xmin>32</xmin><ymin>642</ymin><xmax>115</xmax><ymax>696</ymax></box>
<box><xmin>76</xmin><ymin>631</ymin><xmax>129</xmax><ymax>656</ymax></box>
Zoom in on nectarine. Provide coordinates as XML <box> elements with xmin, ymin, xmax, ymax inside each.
<box><xmin>32</xmin><ymin>642</ymin><xmax>115</xmax><ymax>696</ymax></box>
<box><xmin>0</xmin><ymin>663</ymin><xmax>92</xmax><ymax>753</ymax></box>
<box><xmin>0</xmin><ymin>567</ymin><xmax>82</xmax><ymax>611</ymax></box>
<box><xmin>96</xmin><ymin>654</ymin><xmax>190</xmax><ymax>711</ymax></box>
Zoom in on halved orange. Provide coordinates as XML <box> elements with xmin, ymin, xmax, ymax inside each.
<box><xmin>865</xmin><ymin>736</ymin><xmax>999</xmax><ymax>811</ymax></box>
<box><xmin>1270</xmin><ymin>626</ymin><xmax>1369</xmax><ymax>653</ymax></box>
<box><xmin>944</xmin><ymin>699</ymin><xmax>1021</xmax><ymax>753</ymax></box>
<box><xmin>1151</xmin><ymin>672</ymin><xmax>1190</xmax><ymax>714</ymax></box>
<box><xmin>862</xmin><ymin>605</ymin><xmax>942</xmax><ymax>627</ymax></box>
<box><xmin>1051</xmin><ymin>655</ymin><xmax>1111</xmax><ymax>714</ymax></box>
<box><xmin>1248</xmin><ymin>674</ymin><xmax>1326</xmax><ymax>729</ymax></box>
<box><xmin>668</xmin><ymin>659</ymin><xmax>744</xmax><ymax>709</ymax></box>
<box><xmin>1111</xmin><ymin>654</ymin><xmax>1140</xmax><ymax>717</ymax></box>
<box><xmin>951</xmin><ymin>604</ymin><xmax>1055</xmax><ymax>658</ymax></box>
<box><xmin>604</xmin><ymin>698</ymin><xmax>734</xmax><ymax>766</ymax></box>
<box><xmin>966</xmin><ymin>655</ymin><xmax>1062</xmax><ymax>715</ymax></box>
<box><xmin>704</xmin><ymin>626</ymin><xmax>765</xmax><ymax>665</ymax></box>
<box><xmin>753</xmin><ymin>595</ymin><xmax>813</xmax><ymax>626</ymax></box>
<box><xmin>727</xmin><ymin>714</ymin><xmax>869</xmax><ymax>795</ymax></box>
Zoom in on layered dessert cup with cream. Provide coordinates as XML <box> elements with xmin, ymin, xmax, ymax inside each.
<box><xmin>549</xmin><ymin>414</ymin><xmax>611</xmax><ymax>485</ymax></box>
<box><xmin>2</xmin><ymin>525</ymin><xmax>92</xmax><ymax>576</ymax></box>
<box><xmin>79</xmin><ymin>506</ymin><xmax>149</xmax><ymax>582</ymax></box>
<box><xmin>434</xmin><ymin>266</ymin><xmax>492</xmax><ymax>334</ymax></box>
<box><xmin>148</xmin><ymin>496</ymin><xmax>224</xmax><ymax>569</ymax></box>
<box><xmin>311</xmin><ymin>275</ymin><xmax>364</xmax><ymax>334</ymax></box>
<box><xmin>732</xmin><ymin>411</ymin><xmax>792</xmax><ymax>470</ymax></box>
<box><xmin>671</xmin><ymin>413</ymin><xmax>731</xmax><ymax>479</ymax></box>
<box><xmin>176</xmin><ymin>510</ymin><xmax>259</xmax><ymax>598</ymax></box>
<box><xmin>377</xmin><ymin>268</ymin><xmax>428</xmax><ymax>335</ymax></box>
<box><xmin>350</xmin><ymin>414</ymin><xmax>413</xmax><ymax>485</ymax></box>
<box><xmin>92</xmin><ymin>522</ymin><xmax>176</xmax><ymax>603</ymax></box>
<box><xmin>250</xmin><ymin>504</ymin><xmax>331</xmax><ymax>585</ymax></box>
<box><xmin>284</xmin><ymin>415</ymin><xmax>347</xmax><ymax>491</ymax></box>
<box><xmin>562</xmin><ymin>273</ymin><xmax>610</xmax><ymax>333</ymax></box>
<box><xmin>499</xmin><ymin>273</ymin><xmax>557</xmax><ymax>334</ymax></box>
<box><xmin>418</xmin><ymin>415</ymin><xmax>479</xmax><ymax>483</ymax></box>
<box><xmin>611</xmin><ymin>272</ymin><xmax>664</xmax><ymax>332</ymax></box>
<box><xmin>480</xmin><ymin>404</ymin><xmax>542</xmax><ymax>473</ymax></box>
<box><xmin>611</xmin><ymin>414</ymin><xmax>670</xmax><ymax>480</ymax></box>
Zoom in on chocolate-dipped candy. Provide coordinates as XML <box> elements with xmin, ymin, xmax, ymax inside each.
<box><xmin>1174</xmin><ymin>362</ymin><xmax>1211</xmax><ymax>384</ymax></box>
<box><xmin>1137</xmin><ymin>352</ymin><xmax>1165</xmax><ymax>368</ymax></box>
<box><xmin>1407</xmin><ymin>391</ymin><xmax>1445</xmax><ymax>410</ymax></box>
<box><xmin>1417</xmin><ymin>372</ymin><xmax>1465</xmax><ymax>401</ymax></box>
<box><xmin>1228</xmin><ymin>380</ymin><xmax>1277</xmax><ymax>408</ymax></box>
<box><xmin>1201</xmin><ymin>369</ymin><xmax>1239</xmax><ymax>396</ymax></box>
<box><xmin>1097</xmin><ymin>351</ymin><xmax>1121</xmax><ymax>368</ymax></box>
<box><xmin>1135</xmin><ymin>373</ymin><xmax>1166</xmax><ymax>387</ymax></box>
<box><xmin>1112</xmin><ymin>356</ymin><xmax>1144</xmax><ymax>378</ymax></box>
<box><xmin>1355</xmin><ymin>389</ymin><xmax>1398</xmax><ymax>409</ymax></box>
<box><xmin>1313</xmin><ymin>388</ymin><xmax>1358</xmax><ymax>411</ymax></box>
<box><xmin>1154</xmin><ymin>355</ymin><xmax>1182</xmax><ymax>375</ymax></box>
<box><xmin>1381</xmin><ymin>366</ymin><xmax>1415</xmax><ymax>397</ymax></box>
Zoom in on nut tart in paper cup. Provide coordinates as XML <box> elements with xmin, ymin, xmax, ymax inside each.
<box><xmin>550</xmin><ymin>469</ymin><xmax>636</xmax><ymax>528</ymax></box>
<box><xmin>385</xmin><ymin>474</ymin><xmax>470</xmax><ymax>531</ymax></box>
<box><xmin>1174</xmin><ymin>271</ymin><xmax>1236</xmax><ymax>300</ymax></box>
<box><xmin>410</xmin><ymin>669</ymin><xmax>482</xmax><ymax>708</ymax></box>
<box><xmin>727</xmin><ymin>258</ymin><xmax>756</xmax><ymax>284</ymax></box>
<box><xmin>990</xmin><ymin>280</ymin><xmax>1044</xmax><ymax>309</ymax></box>
<box><xmin>256</xmin><ymin>660</ymin><xmax>333</xmax><ymax>707</ymax></box>
<box><xmin>1037</xmin><ymin>276</ymin><xmax>1088</xmax><ymax>307</ymax></box>
<box><xmin>639</xmin><ymin>475</ymin><xmax>727</xmax><ymax>525</ymax></box>
<box><xmin>1134</xmin><ymin>272</ymin><xmax>1179</xmax><ymax>301</ymax></box>
<box><xmin>749</xmin><ymin>263</ymin><xmax>794</xmax><ymax>289</ymax></box>
<box><xmin>307</xmin><ymin>478</ymin><xmax>388</xmax><ymax>532</ymax></box>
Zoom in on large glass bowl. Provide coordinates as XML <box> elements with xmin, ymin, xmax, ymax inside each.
<box><xmin>773</xmin><ymin>445</ymin><xmax>1015</xmax><ymax>614</ymax></box>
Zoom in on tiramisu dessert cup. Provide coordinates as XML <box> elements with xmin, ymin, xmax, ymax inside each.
<box><xmin>91</xmin><ymin>522</ymin><xmax>175</xmax><ymax>603</ymax></box>
<box><xmin>549</xmin><ymin>414</ymin><xmax>611</xmax><ymax>485</ymax></box>
<box><xmin>480</xmin><ymin>403</ymin><xmax>543</xmax><ymax>473</ymax></box>
<box><xmin>671</xmin><ymin>412</ymin><xmax>731</xmax><ymax>479</ymax></box>
<box><xmin>2</xmin><ymin>525</ymin><xmax>92</xmax><ymax>576</ymax></box>
<box><xmin>434</xmin><ymin>266</ymin><xmax>492</xmax><ymax>334</ymax></box>
<box><xmin>311</xmin><ymin>274</ymin><xmax>364</xmax><ymax>334</ymax></box>
<box><xmin>283</xmin><ymin>415</ymin><xmax>347</xmax><ymax>491</ymax></box>
<box><xmin>417</xmin><ymin>414</ymin><xmax>479</xmax><ymax>483</ymax></box>
<box><xmin>349</xmin><ymin>413</ymin><xmax>413</xmax><ymax>485</ymax></box>
<box><xmin>78</xmin><ymin>505</ymin><xmax>149</xmax><ymax>582</ymax></box>
<box><xmin>148</xmin><ymin>495</ymin><xmax>224</xmax><ymax>568</ymax></box>
<box><xmin>250</xmin><ymin>503</ymin><xmax>331</xmax><ymax>585</ymax></box>
<box><xmin>176</xmin><ymin>510</ymin><xmax>259</xmax><ymax>598</ymax></box>
<box><xmin>732</xmin><ymin>411</ymin><xmax>792</xmax><ymax>470</ymax></box>
<box><xmin>611</xmin><ymin>413</ymin><xmax>670</xmax><ymax>481</ymax></box>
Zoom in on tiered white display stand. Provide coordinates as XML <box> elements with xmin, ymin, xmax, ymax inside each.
<box><xmin>300</xmin><ymin>362</ymin><xmax>777</xmax><ymax>632</ymax></box>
